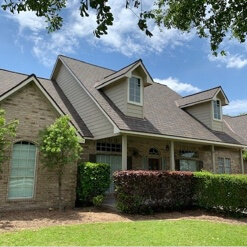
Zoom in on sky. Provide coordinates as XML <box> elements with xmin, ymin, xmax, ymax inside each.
<box><xmin>0</xmin><ymin>0</ymin><xmax>247</xmax><ymax>116</ymax></box>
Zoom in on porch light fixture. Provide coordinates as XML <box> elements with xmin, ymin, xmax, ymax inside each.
<box><xmin>166</xmin><ymin>145</ymin><xmax>169</xmax><ymax>151</ymax></box>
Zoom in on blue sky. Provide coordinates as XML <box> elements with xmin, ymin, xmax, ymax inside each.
<box><xmin>0</xmin><ymin>0</ymin><xmax>247</xmax><ymax>116</ymax></box>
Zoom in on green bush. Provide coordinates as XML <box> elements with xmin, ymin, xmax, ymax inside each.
<box><xmin>194</xmin><ymin>172</ymin><xmax>247</xmax><ymax>215</ymax></box>
<box><xmin>114</xmin><ymin>170</ymin><xmax>194</xmax><ymax>214</ymax></box>
<box><xmin>76</xmin><ymin>162</ymin><xmax>110</xmax><ymax>205</ymax></box>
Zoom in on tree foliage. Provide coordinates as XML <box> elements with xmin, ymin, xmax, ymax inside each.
<box><xmin>243</xmin><ymin>150</ymin><xmax>247</xmax><ymax>161</ymax></box>
<box><xmin>2</xmin><ymin>0</ymin><xmax>247</xmax><ymax>54</ymax></box>
<box><xmin>0</xmin><ymin>109</ymin><xmax>18</xmax><ymax>172</ymax></box>
<box><xmin>39</xmin><ymin>115</ymin><xmax>82</xmax><ymax>210</ymax></box>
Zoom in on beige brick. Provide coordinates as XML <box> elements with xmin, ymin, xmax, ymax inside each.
<box><xmin>0</xmin><ymin>82</ymin><xmax>77</xmax><ymax>211</ymax></box>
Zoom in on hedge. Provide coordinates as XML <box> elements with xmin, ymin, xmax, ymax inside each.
<box><xmin>114</xmin><ymin>170</ymin><xmax>194</xmax><ymax>214</ymax></box>
<box><xmin>194</xmin><ymin>172</ymin><xmax>247</xmax><ymax>215</ymax></box>
<box><xmin>114</xmin><ymin>170</ymin><xmax>247</xmax><ymax>215</ymax></box>
<box><xmin>76</xmin><ymin>162</ymin><xmax>110</xmax><ymax>205</ymax></box>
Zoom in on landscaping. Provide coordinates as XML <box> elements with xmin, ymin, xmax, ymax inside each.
<box><xmin>0</xmin><ymin>218</ymin><xmax>247</xmax><ymax>246</ymax></box>
<box><xmin>114</xmin><ymin>171</ymin><xmax>247</xmax><ymax>215</ymax></box>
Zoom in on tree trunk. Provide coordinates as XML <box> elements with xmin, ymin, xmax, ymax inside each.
<box><xmin>58</xmin><ymin>172</ymin><xmax>63</xmax><ymax>211</ymax></box>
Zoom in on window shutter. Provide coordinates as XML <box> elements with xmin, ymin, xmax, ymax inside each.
<box><xmin>142</xmin><ymin>156</ymin><xmax>148</xmax><ymax>170</ymax></box>
<box><xmin>198</xmin><ymin>161</ymin><xmax>203</xmax><ymax>171</ymax></box>
<box><xmin>127</xmin><ymin>156</ymin><xmax>132</xmax><ymax>170</ymax></box>
<box><xmin>162</xmin><ymin>157</ymin><xmax>167</xmax><ymax>170</ymax></box>
<box><xmin>175</xmin><ymin>159</ymin><xmax>180</xmax><ymax>171</ymax></box>
<box><xmin>89</xmin><ymin>154</ymin><xmax>96</xmax><ymax>163</ymax></box>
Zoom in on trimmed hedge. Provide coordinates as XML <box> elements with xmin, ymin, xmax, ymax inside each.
<box><xmin>76</xmin><ymin>162</ymin><xmax>110</xmax><ymax>205</ymax></box>
<box><xmin>114</xmin><ymin>170</ymin><xmax>194</xmax><ymax>214</ymax></box>
<box><xmin>194</xmin><ymin>172</ymin><xmax>247</xmax><ymax>215</ymax></box>
<box><xmin>114</xmin><ymin>170</ymin><xmax>247</xmax><ymax>215</ymax></box>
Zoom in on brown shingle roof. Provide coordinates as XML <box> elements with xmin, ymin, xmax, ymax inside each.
<box><xmin>176</xmin><ymin>87</ymin><xmax>221</xmax><ymax>108</ymax></box>
<box><xmin>224</xmin><ymin>115</ymin><xmax>247</xmax><ymax>143</ymax></box>
<box><xmin>94</xmin><ymin>60</ymin><xmax>141</xmax><ymax>88</ymax></box>
<box><xmin>0</xmin><ymin>69</ymin><xmax>93</xmax><ymax>138</ymax></box>
<box><xmin>59</xmin><ymin>56</ymin><xmax>246</xmax><ymax>146</ymax></box>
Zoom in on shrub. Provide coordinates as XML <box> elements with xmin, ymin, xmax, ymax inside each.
<box><xmin>77</xmin><ymin>162</ymin><xmax>110</xmax><ymax>205</ymax></box>
<box><xmin>114</xmin><ymin>170</ymin><xmax>194</xmax><ymax>214</ymax></box>
<box><xmin>194</xmin><ymin>172</ymin><xmax>247</xmax><ymax>215</ymax></box>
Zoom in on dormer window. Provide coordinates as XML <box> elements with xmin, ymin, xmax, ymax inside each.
<box><xmin>213</xmin><ymin>99</ymin><xmax>221</xmax><ymax>120</ymax></box>
<box><xmin>128</xmin><ymin>76</ymin><xmax>142</xmax><ymax>105</ymax></box>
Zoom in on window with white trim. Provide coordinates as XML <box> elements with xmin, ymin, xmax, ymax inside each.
<box><xmin>218</xmin><ymin>157</ymin><xmax>231</xmax><ymax>174</ymax></box>
<box><xmin>8</xmin><ymin>141</ymin><xmax>37</xmax><ymax>199</ymax></box>
<box><xmin>213</xmin><ymin>100</ymin><xmax>221</xmax><ymax>120</ymax></box>
<box><xmin>129</xmin><ymin>77</ymin><xmax>141</xmax><ymax>104</ymax></box>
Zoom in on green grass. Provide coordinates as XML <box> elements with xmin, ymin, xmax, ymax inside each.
<box><xmin>0</xmin><ymin>219</ymin><xmax>247</xmax><ymax>246</ymax></box>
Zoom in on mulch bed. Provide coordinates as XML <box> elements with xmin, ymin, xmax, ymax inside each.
<box><xmin>0</xmin><ymin>207</ymin><xmax>246</xmax><ymax>232</ymax></box>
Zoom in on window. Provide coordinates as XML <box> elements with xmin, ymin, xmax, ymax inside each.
<box><xmin>8</xmin><ymin>141</ymin><xmax>37</xmax><ymax>199</ymax></box>
<box><xmin>179</xmin><ymin>150</ymin><xmax>198</xmax><ymax>158</ymax></box>
<box><xmin>149</xmin><ymin>148</ymin><xmax>160</xmax><ymax>155</ymax></box>
<box><xmin>213</xmin><ymin>100</ymin><xmax>221</xmax><ymax>120</ymax></box>
<box><xmin>129</xmin><ymin>77</ymin><xmax>141</xmax><ymax>104</ymax></box>
<box><xmin>218</xmin><ymin>157</ymin><xmax>231</xmax><ymax>174</ymax></box>
<box><xmin>96</xmin><ymin>142</ymin><xmax>122</xmax><ymax>152</ymax></box>
<box><xmin>179</xmin><ymin>160</ymin><xmax>199</xmax><ymax>171</ymax></box>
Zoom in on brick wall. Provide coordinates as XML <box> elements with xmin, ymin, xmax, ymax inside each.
<box><xmin>0</xmin><ymin>82</ymin><xmax>77</xmax><ymax>211</ymax></box>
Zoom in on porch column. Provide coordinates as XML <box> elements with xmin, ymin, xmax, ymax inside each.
<box><xmin>211</xmin><ymin>145</ymin><xmax>216</xmax><ymax>173</ymax></box>
<box><xmin>122</xmin><ymin>135</ymin><xmax>127</xmax><ymax>170</ymax></box>
<box><xmin>240</xmin><ymin>149</ymin><xmax>244</xmax><ymax>174</ymax></box>
<box><xmin>170</xmin><ymin>140</ymin><xmax>175</xmax><ymax>171</ymax></box>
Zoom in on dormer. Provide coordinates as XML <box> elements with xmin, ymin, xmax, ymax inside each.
<box><xmin>176</xmin><ymin>87</ymin><xmax>229</xmax><ymax>132</ymax></box>
<box><xmin>95</xmin><ymin>60</ymin><xmax>153</xmax><ymax>118</ymax></box>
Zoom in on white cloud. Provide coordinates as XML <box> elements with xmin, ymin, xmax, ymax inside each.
<box><xmin>223</xmin><ymin>100</ymin><xmax>247</xmax><ymax>116</ymax></box>
<box><xmin>208</xmin><ymin>53</ymin><xmax>247</xmax><ymax>69</ymax></box>
<box><xmin>5</xmin><ymin>11</ymin><xmax>46</xmax><ymax>32</ymax></box>
<box><xmin>7</xmin><ymin>0</ymin><xmax>196</xmax><ymax>66</ymax></box>
<box><xmin>154</xmin><ymin>77</ymin><xmax>201</xmax><ymax>94</ymax></box>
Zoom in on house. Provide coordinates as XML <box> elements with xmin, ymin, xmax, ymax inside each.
<box><xmin>0</xmin><ymin>55</ymin><xmax>246</xmax><ymax>211</ymax></box>
<box><xmin>223</xmin><ymin>114</ymin><xmax>247</xmax><ymax>172</ymax></box>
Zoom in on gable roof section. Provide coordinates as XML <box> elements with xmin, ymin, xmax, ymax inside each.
<box><xmin>176</xmin><ymin>86</ymin><xmax>229</xmax><ymax>108</ymax></box>
<box><xmin>56</xmin><ymin>56</ymin><xmax>246</xmax><ymax>147</ymax></box>
<box><xmin>95</xmin><ymin>59</ymin><xmax>153</xmax><ymax>89</ymax></box>
<box><xmin>0</xmin><ymin>69</ymin><xmax>93</xmax><ymax>138</ymax></box>
<box><xmin>224</xmin><ymin>115</ymin><xmax>247</xmax><ymax>143</ymax></box>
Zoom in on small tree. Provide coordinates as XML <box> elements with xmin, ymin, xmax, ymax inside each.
<box><xmin>0</xmin><ymin>109</ymin><xmax>18</xmax><ymax>172</ymax></box>
<box><xmin>39</xmin><ymin>115</ymin><xmax>82</xmax><ymax>211</ymax></box>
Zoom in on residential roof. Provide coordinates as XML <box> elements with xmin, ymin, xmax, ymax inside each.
<box><xmin>0</xmin><ymin>69</ymin><xmax>93</xmax><ymax>138</ymax></box>
<box><xmin>58</xmin><ymin>55</ymin><xmax>246</xmax><ymax>146</ymax></box>
<box><xmin>94</xmin><ymin>59</ymin><xmax>153</xmax><ymax>89</ymax></box>
<box><xmin>176</xmin><ymin>87</ymin><xmax>228</xmax><ymax>108</ymax></box>
<box><xmin>224</xmin><ymin>115</ymin><xmax>247</xmax><ymax>143</ymax></box>
<box><xmin>95</xmin><ymin>60</ymin><xmax>140</xmax><ymax>88</ymax></box>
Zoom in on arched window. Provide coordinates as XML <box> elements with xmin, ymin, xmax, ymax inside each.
<box><xmin>149</xmin><ymin>147</ymin><xmax>160</xmax><ymax>155</ymax></box>
<box><xmin>8</xmin><ymin>141</ymin><xmax>37</xmax><ymax>199</ymax></box>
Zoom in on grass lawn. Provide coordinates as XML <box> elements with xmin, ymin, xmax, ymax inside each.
<box><xmin>0</xmin><ymin>219</ymin><xmax>246</xmax><ymax>246</ymax></box>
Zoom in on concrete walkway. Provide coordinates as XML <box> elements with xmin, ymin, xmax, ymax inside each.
<box><xmin>101</xmin><ymin>194</ymin><xmax>118</xmax><ymax>211</ymax></box>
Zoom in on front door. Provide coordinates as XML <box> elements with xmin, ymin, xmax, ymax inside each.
<box><xmin>149</xmin><ymin>158</ymin><xmax>160</xmax><ymax>170</ymax></box>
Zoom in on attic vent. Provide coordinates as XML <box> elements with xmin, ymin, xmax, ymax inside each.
<box><xmin>149</xmin><ymin>148</ymin><xmax>159</xmax><ymax>155</ymax></box>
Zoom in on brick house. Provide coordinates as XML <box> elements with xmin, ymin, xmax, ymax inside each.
<box><xmin>0</xmin><ymin>55</ymin><xmax>246</xmax><ymax>210</ymax></box>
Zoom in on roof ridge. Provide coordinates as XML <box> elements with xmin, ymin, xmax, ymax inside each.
<box><xmin>58</xmin><ymin>54</ymin><xmax>115</xmax><ymax>73</ymax></box>
<box><xmin>180</xmin><ymin>86</ymin><xmax>221</xmax><ymax>99</ymax></box>
<box><xmin>0</xmin><ymin>68</ymin><xmax>50</xmax><ymax>81</ymax></box>
<box><xmin>103</xmin><ymin>59</ymin><xmax>142</xmax><ymax>80</ymax></box>
<box><xmin>227</xmin><ymin>114</ymin><xmax>247</xmax><ymax>118</ymax></box>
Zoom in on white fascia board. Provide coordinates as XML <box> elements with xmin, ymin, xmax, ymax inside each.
<box><xmin>119</xmin><ymin>130</ymin><xmax>247</xmax><ymax>149</ymax></box>
<box><xmin>50</xmin><ymin>55</ymin><xmax>61</xmax><ymax>79</ymax></box>
<box><xmin>95</xmin><ymin>74</ymin><xmax>127</xmax><ymax>89</ymax></box>
<box><xmin>179</xmin><ymin>99</ymin><xmax>212</xmax><ymax>108</ymax></box>
<box><xmin>59</xmin><ymin>57</ymin><xmax>120</xmax><ymax>134</ymax></box>
<box><xmin>213</xmin><ymin>88</ymin><xmax>229</xmax><ymax>105</ymax></box>
<box><xmin>0</xmin><ymin>75</ymin><xmax>84</xmax><ymax>141</ymax></box>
